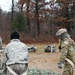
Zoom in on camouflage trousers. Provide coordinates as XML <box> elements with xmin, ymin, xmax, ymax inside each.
<box><xmin>62</xmin><ymin>64</ymin><xmax>74</xmax><ymax>75</ymax></box>
<box><xmin>3</xmin><ymin>63</ymin><xmax>28</xmax><ymax>75</ymax></box>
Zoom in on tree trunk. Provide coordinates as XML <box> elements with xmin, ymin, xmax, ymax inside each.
<box><xmin>72</xmin><ymin>4</ymin><xmax>75</xmax><ymax>38</ymax></box>
<box><xmin>27</xmin><ymin>0</ymin><xmax>30</xmax><ymax>32</ymax></box>
<box><xmin>35</xmin><ymin>0</ymin><xmax>40</xmax><ymax>36</ymax></box>
<box><xmin>21</xmin><ymin>3</ymin><xmax>24</xmax><ymax>12</ymax></box>
<box><xmin>12</xmin><ymin>0</ymin><xmax>14</xmax><ymax>21</ymax></box>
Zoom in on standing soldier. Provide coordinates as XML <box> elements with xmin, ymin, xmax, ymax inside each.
<box><xmin>56</xmin><ymin>28</ymin><xmax>75</xmax><ymax>75</ymax></box>
<box><xmin>4</xmin><ymin>31</ymin><xmax>28</xmax><ymax>75</ymax></box>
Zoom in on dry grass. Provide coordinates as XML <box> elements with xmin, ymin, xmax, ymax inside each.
<box><xmin>27</xmin><ymin>43</ymin><xmax>63</xmax><ymax>75</ymax></box>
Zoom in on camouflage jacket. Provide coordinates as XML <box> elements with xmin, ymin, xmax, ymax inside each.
<box><xmin>59</xmin><ymin>38</ymin><xmax>75</xmax><ymax>64</ymax></box>
<box><xmin>4</xmin><ymin>39</ymin><xmax>28</xmax><ymax>65</ymax></box>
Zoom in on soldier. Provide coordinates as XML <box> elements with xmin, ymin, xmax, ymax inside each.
<box><xmin>56</xmin><ymin>28</ymin><xmax>75</xmax><ymax>75</ymax></box>
<box><xmin>4</xmin><ymin>31</ymin><xmax>28</xmax><ymax>75</ymax></box>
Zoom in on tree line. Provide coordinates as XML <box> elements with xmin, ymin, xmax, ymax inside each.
<box><xmin>0</xmin><ymin>0</ymin><xmax>75</xmax><ymax>43</ymax></box>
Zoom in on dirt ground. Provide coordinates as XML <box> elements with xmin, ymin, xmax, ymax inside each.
<box><xmin>28</xmin><ymin>43</ymin><xmax>63</xmax><ymax>75</ymax></box>
<box><xmin>28</xmin><ymin>52</ymin><xmax>63</xmax><ymax>75</ymax></box>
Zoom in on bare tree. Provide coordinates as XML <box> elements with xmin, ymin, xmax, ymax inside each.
<box><xmin>12</xmin><ymin>0</ymin><xmax>14</xmax><ymax>21</ymax></box>
<box><xmin>35</xmin><ymin>0</ymin><xmax>40</xmax><ymax>36</ymax></box>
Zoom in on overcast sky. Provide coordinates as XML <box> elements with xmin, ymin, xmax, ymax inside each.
<box><xmin>0</xmin><ymin>0</ymin><xmax>49</xmax><ymax>12</ymax></box>
<box><xmin>0</xmin><ymin>0</ymin><xmax>18</xmax><ymax>12</ymax></box>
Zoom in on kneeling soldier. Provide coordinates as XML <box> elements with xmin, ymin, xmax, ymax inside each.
<box><xmin>4</xmin><ymin>31</ymin><xmax>28</xmax><ymax>75</ymax></box>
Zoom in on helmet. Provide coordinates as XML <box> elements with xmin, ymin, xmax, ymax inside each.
<box><xmin>56</xmin><ymin>28</ymin><xmax>67</xmax><ymax>36</ymax></box>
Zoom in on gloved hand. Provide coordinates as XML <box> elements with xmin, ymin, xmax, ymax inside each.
<box><xmin>59</xmin><ymin>46</ymin><xmax>61</xmax><ymax>51</ymax></box>
<box><xmin>57</xmin><ymin>61</ymin><xmax>62</xmax><ymax>69</ymax></box>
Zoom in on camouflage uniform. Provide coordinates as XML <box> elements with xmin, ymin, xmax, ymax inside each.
<box><xmin>4</xmin><ymin>39</ymin><xmax>28</xmax><ymax>75</ymax></box>
<box><xmin>59</xmin><ymin>38</ymin><xmax>75</xmax><ymax>75</ymax></box>
<box><xmin>56</xmin><ymin>28</ymin><xmax>75</xmax><ymax>75</ymax></box>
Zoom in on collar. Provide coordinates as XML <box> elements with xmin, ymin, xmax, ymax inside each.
<box><xmin>11</xmin><ymin>39</ymin><xmax>20</xmax><ymax>42</ymax></box>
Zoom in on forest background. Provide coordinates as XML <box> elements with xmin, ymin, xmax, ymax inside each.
<box><xmin>0</xmin><ymin>0</ymin><xmax>75</xmax><ymax>44</ymax></box>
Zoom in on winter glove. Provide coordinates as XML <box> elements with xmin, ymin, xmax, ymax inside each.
<box><xmin>57</xmin><ymin>61</ymin><xmax>62</xmax><ymax>69</ymax></box>
<box><xmin>59</xmin><ymin>46</ymin><xmax>61</xmax><ymax>51</ymax></box>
